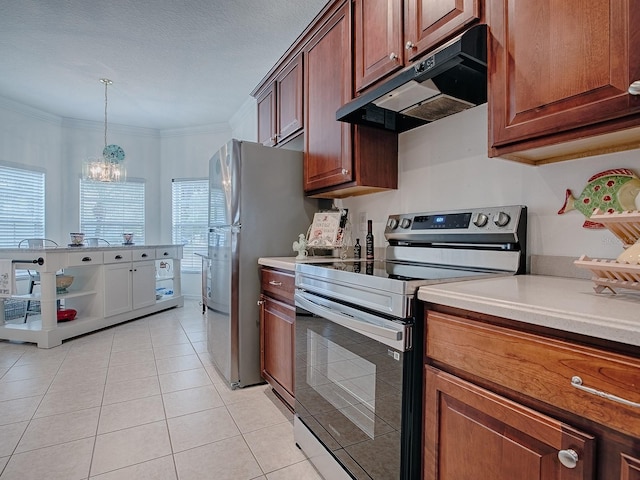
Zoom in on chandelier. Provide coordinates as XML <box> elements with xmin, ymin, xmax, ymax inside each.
<box><xmin>82</xmin><ymin>78</ymin><xmax>126</xmax><ymax>182</ymax></box>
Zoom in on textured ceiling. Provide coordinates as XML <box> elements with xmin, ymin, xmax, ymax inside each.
<box><xmin>0</xmin><ymin>0</ymin><xmax>329</xmax><ymax>129</ymax></box>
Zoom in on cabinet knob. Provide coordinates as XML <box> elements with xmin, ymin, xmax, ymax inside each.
<box><xmin>257</xmin><ymin>300</ymin><xmax>265</xmax><ymax>306</ymax></box>
<box><xmin>389</xmin><ymin>52</ymin><xmax>398</xmax><ymax>61</ymax></box>
<box><xmin>629</xmin><ymin>81</ymin><xmax>640</xmax><ymax>95</ymax></box>
<box><xmin>405</xmin><ymin>41</ymin><xmax>416</xmax><ymax>50</ymax></box>
<box><xmin>341</xmin><ymin>168</ymin><xmax>350</xmax><ymax>175</ymax></box>
<box><xmin>557</xmin><ymin>449</ymin><xmax>579</xmax><ymax>469</ymax></box>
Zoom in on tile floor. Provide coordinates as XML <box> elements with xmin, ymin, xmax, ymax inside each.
<box><xmin>0</xmin><ymin>300</ymin><xmax>323</xmax><ymax>480</ymax></box>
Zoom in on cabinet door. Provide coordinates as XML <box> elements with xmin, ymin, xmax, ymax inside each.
<box><xmin>132</xmin><ymin>260</ymin><xmax>156</xmax><ymax>310</ymax></box>
<box><xmin>353</xmin><ymin>0</ymin><xmax>403</xmax><ymax>92</ymax></box>
<box><xmin>489</xmin><ymin>0</ymin><xmax>640</xmax><ymax>149</ymax></box>
<box><xmin>304</xmin><ymin>2</ymin><xmax>353</xmax><ymax>193</ymax></box>
<box><xmin>276</xmin><ymin>54</ymin><xmax>304</xmax><ymax>143</ymax></box>
<box><xmin>104</xmin><ymin>263</ymin><xmax>132</xmax><ymax>317</ymax></box>
<box><xmin>620</xmin><ymin>454</ymin><xmax>640</xmax><ymax>480</ymax></box>
<box><xmin>424</xmin><ymin>366</ymin><xmax>595</xmax><ymax>480</ymax></box>
<box><xmin>257</xmin><ymin>84</ymin><xmax>277</xmax><ymax>146</ymax></box>
<box><xmin>260</xmin><ymin>295</ymin><xmax>295</xmax><ymax>406</ymax></box>
<box><xmin>405</xmin><ymin>0</ymin><xmax>481</xmax><ymax>61</ymax></box>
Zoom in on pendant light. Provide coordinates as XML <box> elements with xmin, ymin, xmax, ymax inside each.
<box><xmin>82</xmin><ymin>78</ymin><xmax>126</xmax><ymax>182</ymax></box>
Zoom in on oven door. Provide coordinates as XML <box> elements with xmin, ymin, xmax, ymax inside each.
<box><xmin>294</xmin><ymin>289</ymin><xmax>417</xmax><ymax>480</ymax></box>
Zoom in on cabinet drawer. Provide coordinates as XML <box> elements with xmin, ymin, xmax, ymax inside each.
<box><xmin>67</xmin><ymin>251</ymin><xmax>103</xmax><ymax>266</ymax></box>
<box><xmin>132</xmin><ymin>249</ymin><xmax>155</xmax><ymax>261</ymax></box>
<box><xmin>426</xmin><ymin>311</ymin><xmax>640</xmax><ymax>438</ymax></box>
<box><xmin>155</xmin><ymin>247</ymin><xmax>177</xmax><ymax>259</ymax></box>
<box><xmin>261</xmin><ymin>268</ymin><xmax>294</xmax><ymax>303</ymax></box>
<box><xmin>103</xmin><ymin>250</ymin><xmax>133</xmax><ymax>264</ymax></box>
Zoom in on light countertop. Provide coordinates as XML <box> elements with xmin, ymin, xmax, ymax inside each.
<box><xmin>418</xmin><ymin>275</ymin><xmax>640</xmax><ymax>347</ymax></box>
<box><xmin>258</xmin><ymin>256</ymin><xmax>358</xmax><ymax>272</ymax></box>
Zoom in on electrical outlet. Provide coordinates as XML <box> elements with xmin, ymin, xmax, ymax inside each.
<box><xmin>358</xmin><ymin>211</ymin><xmax>367</xmax><ymax>234</ymax></box>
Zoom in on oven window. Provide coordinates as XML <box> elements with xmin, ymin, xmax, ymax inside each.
<box><xmin>296</xmin><ymin>313</ymin><xmax>404</xmax><ymax>479</ymax></box>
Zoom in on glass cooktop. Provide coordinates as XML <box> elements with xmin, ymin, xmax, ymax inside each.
<box><xmin>303</xmin><ymin>259</ymin><xmax>496</xmax><ymax>281</ymax></box>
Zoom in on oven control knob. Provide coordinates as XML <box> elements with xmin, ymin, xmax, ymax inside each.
<box><xmin>400</xmin><ymin>218</ymin><xmax>412</xmax><ymax>229</ymax></box>
<box><xmin>472</xmin><ymin>213</ymin><xmax>488</xmax><ymax>227</ymax></box>
<box><xmin>493</xmin><ymin>211</ymin><xmax>511</xmax><ymax>227</ymax></box>
<box><xmin>387</xmin><ymin>218</ymin><xmax>399</xmax><ymax>229</ymax></box>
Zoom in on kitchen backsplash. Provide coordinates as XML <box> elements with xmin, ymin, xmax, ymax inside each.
<box><xmin>342</xmin><ymin>103</ymin><xmax>639</xmax><ymax>265</ymax></box>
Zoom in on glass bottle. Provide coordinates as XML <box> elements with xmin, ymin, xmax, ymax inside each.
<box><xmin>353</xmin><ymin>238</ymin><xmax>361</xmax><ymax>259</ymax></box>
<box><xmin>366</xmin><ymin>220</ymin><xmax>374</xmax><ymax>260</ymax></box>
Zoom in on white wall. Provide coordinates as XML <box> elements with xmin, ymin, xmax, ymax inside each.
<box><xmin>341</xmin><ymin>104</ymin><xmax>640</xmax><ymax>261</ymax></box>
<box><xmin>0</xmin><ymin>96</ymin><xmax>237</xmax><ymax>297</ymax></box>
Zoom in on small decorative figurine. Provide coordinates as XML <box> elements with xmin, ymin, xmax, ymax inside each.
<box><xmin>558</xmin><ymin>168</ymin><xmax>640</xmax><ymax>228</ymax></box>
<box><xmin>292</xmin><ymin>233</ymin><xmax>308</xmax><ymax>260</ymax></box>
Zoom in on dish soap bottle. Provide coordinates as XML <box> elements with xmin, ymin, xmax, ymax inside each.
<box><xmin>366</xmin><ymin>220</ymin><xmax>374</xmax><ymax>260</ymax></box>
<box><xmin>353</xmin><ymin>239</ymin><xmax>361</xmax><ymax>259</ymax></box>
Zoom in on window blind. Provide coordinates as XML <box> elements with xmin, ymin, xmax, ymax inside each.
<box><xmin>80</xmin><ymin>179</ymin><xmax>145</xmax><ymax>245</ymax></box>
<box><xmin>0</xmin><ymin>164</ymin><xmax>45</xmax><ymax>247</ymax></box>
<box><xmin>172</xmin><ymin>178</ymin><xmax>208</xmax><ymax>272</ymax></box>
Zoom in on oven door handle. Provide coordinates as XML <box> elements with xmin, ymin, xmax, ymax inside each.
<box><xmin>295</xmin><ymin>292</ymin><xmax>407</xmax><ymax>351</ymax></box>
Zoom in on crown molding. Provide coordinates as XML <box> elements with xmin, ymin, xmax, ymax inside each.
<box><xmin>61</xmin><ymin>117</ymin><xmax>160</xmax><ymax>137</ymax></box>
<box><xmin>0</xmin><ymin>95</ymin><xmax>62</xmax><ymax>125</ymax></box>
<box><xmin>160</xmin><ymin>122</ymin><xmax>231</xmax><ymax>138</ymax></box>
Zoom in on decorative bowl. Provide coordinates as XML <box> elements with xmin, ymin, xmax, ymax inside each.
<box><xmin>56</xmin><ymin>274</ymin><xmax>74</xmax><ymax>293</ymax></box>
<box><xmin>70</xmin><ymin>232</ymin><xmax>85</xmax><ymax>245</ymax></box>
<box><xmin>57</xmin><ymin>308</ymin><xmax>77</xmax><ymax>322</ymax></box>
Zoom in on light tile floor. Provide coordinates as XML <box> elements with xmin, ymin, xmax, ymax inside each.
<box><xmin>0</xmin><ymin>300</ymin><xmax>324</xmax><ymax>480</ymax></box>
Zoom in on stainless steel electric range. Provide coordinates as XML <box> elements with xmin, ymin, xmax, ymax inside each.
<box><xmin>293</xmin><ymin>205</ymin><xmax>527</xmax><ymax>480</ymax></box>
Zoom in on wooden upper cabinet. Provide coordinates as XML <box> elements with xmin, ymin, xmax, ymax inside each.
<box><xmin>276</xmin><ymin>54</ymin><xmax>304</xmax><ymax>144</ymax></box>
<box><xmin>405</xmin><ymin>0</ymin><xmax>481</xmax><ymax>62</ymax></box>
<box><xmin>257</xmin><ymin>84</ymin><xmax>276</xmax><ymax>146</ymax></box>
<box><xmin>488</xmin><ymin>0</ymin><xmax>640</xmax><ymax>163</ymax></box>
<box><xmin>354</xmin><ymin>0</ymin><xmax>481</xmax><ymax>93</ymax></box>
<box><xmin>256</xmin><ymin>54</ymin><xmax>303</xmax><ymax>147</ymax></box>
<box><xmin>353</xmin><ymin>0</ymin><xmax>404</xmax><ymax>92</ymax></box>
<box><xmin>304</xmin><ymin>2</ymin><xmax>353</xmax><ymax>193</ymax></box>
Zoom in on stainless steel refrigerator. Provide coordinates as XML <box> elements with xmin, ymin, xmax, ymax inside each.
<box><xmin>206</xmin><ymin>139</ymin><xmax>314</xmax><ymax>388</ymax></box>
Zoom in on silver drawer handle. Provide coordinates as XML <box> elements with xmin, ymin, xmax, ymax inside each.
<box><xmin>268</xmin><ymin>280</ymin><xmax>283</xmax><ymax>286</ymax></box>
<box><xmin>571</xmin><ymin>376</ymin><xmax>640</xmax><ymax>408</ymax></box>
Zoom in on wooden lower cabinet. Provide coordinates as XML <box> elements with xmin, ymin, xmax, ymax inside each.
<box><xmin>259</xmin><ymin>267</ymin><xmax>295</xmax><ymax>409</ymax></box>
<box><xmin>424</xmin><ymin>366</ymin><xmax>594</xmax><ymax>480</ymax></box>
<box><xmin>424</xmin><ymin>309</ymin><xmax>640</xmax><ymax>480</ymax></box>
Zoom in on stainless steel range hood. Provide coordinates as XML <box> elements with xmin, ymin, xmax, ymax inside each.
<box><xmin>337</xmin><ymin>24</ymin><xmax>487</xmax><ymax>133</ymax></box>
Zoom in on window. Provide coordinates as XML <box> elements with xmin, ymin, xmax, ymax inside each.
<box><xmin>172</xmin><ymin>178</ymin><xmax>208</xmax><ymax>271</ymax></box>
<box><xmin>0</xmin><ymin>164</ymin><xmax>45</xmax><ymax>247</ymax></box>
<box><xmin>80</xmin><ymin>179</ymin><xmax>145</xmax><ymax>245</ymax></box>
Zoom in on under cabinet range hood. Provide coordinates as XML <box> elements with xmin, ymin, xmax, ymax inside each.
<box><xmin>337</xmin><ymin>24</ymin><xmax>487</xmax><ymax>133</ymax></box>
